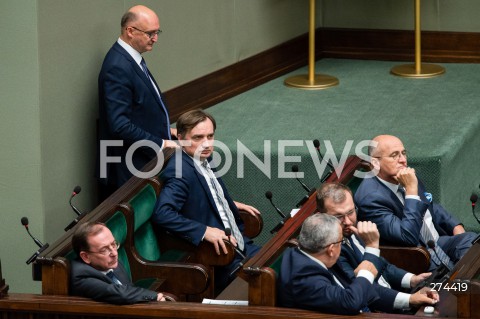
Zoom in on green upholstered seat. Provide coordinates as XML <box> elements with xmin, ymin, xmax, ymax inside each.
<box><xmin>128</xmin><ymin>183</ymin><xmax>186</xmax><ymax>263</ymax></box>
<box><xmin>105</xmin><ymin>211</ymin><xmax>130</xmax><ymax>279</ymax></box>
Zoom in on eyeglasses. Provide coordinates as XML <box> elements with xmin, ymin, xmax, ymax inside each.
<box><xmin>87</xmin><ymin>241</ymin><xmax>120</xmax><ymax>256</ymax></box>
<box><xmin>128</xmin><ymin>26</ymin><xmax>162</xmax><ymax>39</ymax></box>
<box><xmin>373</xmin><ymin>150</ymin><xmax>407</xmax><ymax>161</ymax></box>
<box><xmin>321</xmin><ymin>237</ymin><xmax>345</xmax><ymax>249</ymax></box>
<box><xmin>332</xmin><ymin>207</ymin><xmax>357</xmax><ymax>222</ymax></box>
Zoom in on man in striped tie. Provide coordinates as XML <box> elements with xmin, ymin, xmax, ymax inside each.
<box><xmin>355</xmin><ymin>134</ymin><xmax>478</xmax><ymax>271</ymax></box>
<box><xmin>152</xmin><ymin>109</ymin><xmax>261</xmax><ymax>293</ymax></box>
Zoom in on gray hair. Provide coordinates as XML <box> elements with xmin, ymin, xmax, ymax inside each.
<box><xmin>298</xmin><ymin>213</ymin><xmax>340</xmax><ymax>254</ymax></box>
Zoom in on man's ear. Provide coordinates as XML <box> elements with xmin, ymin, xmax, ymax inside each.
<box><xmin>370</xmin><ymin>157</ymin><xmax>381</xmax><ymax>175</ymax></box>
<box><xmin>326</xmin><ymin>244</ymin><xmax>335</xmax><ymax>257</ymax></box>
<box><xmin>79</xmin><ymin>251</ymin><xmax>91</xmax><ymax>264</ymax></box>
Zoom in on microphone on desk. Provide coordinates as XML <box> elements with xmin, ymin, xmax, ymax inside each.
<box><xmin>21</xmin><ymin>217</ymin><xmax>49</xmax><ymax>264</ymax></box>
<box><xmin>69</xmin><ymin>186</ymin><xmax>82</xmax><ymax>216</ymax></box>
<box><xmin>291</xmin><ymin>165</ymin><xmax>311</xmax><ymax>193</ymax></box>
<box><xmin>291</xmin><ymin>165</ymin><xmax>316</xmax><ymax>208</ymax></box>
<box><xmin>470</xmin><ymin>193</ymin><xmax>480</xmax><ymax>224</ymax></box>
<box><xmin>292</xmin><ymin>165</ymin><xmax>315</xmax><ymax>208</ymax></box>
<box><xmin>266</xmin><ymin>191</ymin><xmax>291</xmax><ymax>234</ymax></box>
<box><xmin>313</xmin><ymin>139</ymin><xmax>334</xmax><ymax>183</ymax></box>
<box><xmin>265</xmin><ymin>191</ymin><xmax>286</xmax><ymax>218</ymax></box>
<box><xmin>65</xmin><ymin>185</ymin><xmax>89</xmax><ymax>232</ymax></box>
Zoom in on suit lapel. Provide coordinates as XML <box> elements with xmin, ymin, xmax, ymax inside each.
<box><xmin>183</xmin><ymin>154</ymin><xmax>222</xmax><ymax>219</ymax></box>
<box><xmin>373</xmin><ymin>177</ymin><xmax>404</xmax><ymax>215</ymax></box>
<box><xmin>112</xmin><ymin>43</ymin><xmax>165</xmax><ymax>113</ymax></box>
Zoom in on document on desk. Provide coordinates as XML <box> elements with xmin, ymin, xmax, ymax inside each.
<box><xmin>202</xmin><ymin>299</ymin><xmax>248</xmax><ymax>306</ymax></box>
<box><xmin>290</xmin><ymin>208</ymin><xmax>300</xmax><ymax>217</ymax></box>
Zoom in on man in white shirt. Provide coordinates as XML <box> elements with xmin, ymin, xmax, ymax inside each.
<box><xmin>355</xmin><ymin>134</ymin><xmax>478</xmax><ymax>270</ymax></box>
<box><xmin>96</xmin><ymin>5</ymin><xmax>178</xmax><ymax>197</ymax></box>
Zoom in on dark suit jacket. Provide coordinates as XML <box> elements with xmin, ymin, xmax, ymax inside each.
<box><xmin>70</xmin><ymin>259</ymin><xmax>157</xmax><ymax>304</ymax></box>
<box><xmin>97</xmin><ymin>41</ymin><xmax>170</xmax><ymax>188</ymax></box>
<box><xmin>152</xmin><ymin>151</ymin><xmax>260</xmax><ymax>290</ymax></box>
<box><xmin>355</xmin><ymin>176</ymin><xmax>460</xmax><ymax>247</ymax></box>
<box><xmin>152</xmin><ymin>151</ymin><xmax>249</xmax><ymax>246</ymax></box>
<box><xmin>277</xmin><ymin>247</ymin><xmax>397</xmax><ymax>315</ymax></box>
<box><xmin>338</xmin><ymin>235</ymin><xmax>408</xmax><ymax>291</ymax></box>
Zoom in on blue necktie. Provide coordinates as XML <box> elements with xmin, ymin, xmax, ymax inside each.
<box><xmin>140</xmin><ymin>58</ymin><xmax>171</xmax><ymax>139</ymax></box>
<box><xmin>397</xmin><ymin>187</ymin><xmax>452</xmax><ymax>270</ymax></box>
<box><xmin>106</xmin><ymin>270</ymin><xmax>122</xmax><ymax>285</ymax></box>
<box><xmin>348</xmin><ymin>237</ymin><xmax>363</xmax><ymax>263</ymax></box>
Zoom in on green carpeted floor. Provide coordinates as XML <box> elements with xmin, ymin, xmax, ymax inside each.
<box><xmin>205</xmin><ymin>58</ymin><xmax>480</xmax><ymax>245</ymax></box>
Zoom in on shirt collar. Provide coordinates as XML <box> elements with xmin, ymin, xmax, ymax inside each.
<box><xmin>377</xmin><ymin>176</ymin><xmax>402</xmax><ymax>193</ymax></box>
<box><xmin>117</xmin><ymin>38</ymin><xmax>143</xmax><ymax>66</ymax></box>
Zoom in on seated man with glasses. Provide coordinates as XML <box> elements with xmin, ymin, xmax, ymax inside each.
<box><xmin>276</xmin><ymin>213</ymin><xmax>438</xmax><ymax>315</ymax></box>
<box><xmin>70</xmin><ymin>221</ymin><xmax>165</xmax><ymax>304</ymax></box>
<box><xmin>355</xmin><ymin>134</ymin><xmax>478</xmax><ymax>271</ymax></box>
<box><xmin>318</xmin><ymin>182</ymin><xmax>435</xmax><ymax>310</ymax></box>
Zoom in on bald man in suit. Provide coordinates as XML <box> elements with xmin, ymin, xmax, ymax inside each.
<box><xmin>96</xmin><ymin>5</ymin><xmax>178</xmax><ymax>197</ymax></box>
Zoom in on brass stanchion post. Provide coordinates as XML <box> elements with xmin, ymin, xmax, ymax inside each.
<box><xmin>284</xmin><ymin>0</ymin><xmax>338</xmax><ymax>89</ymax></box>
<box><xmin>391</xmin><ymin>0</ymin><xmax>445</xmax><ymax>78</ymax></box>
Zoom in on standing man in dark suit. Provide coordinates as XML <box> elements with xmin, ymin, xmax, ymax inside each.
<box><xmin>97</xmin><ymin>5</ymin><xmax>178</xmax><ymax>197</ymax></box>
<box><xmin>276</xmin><ymin>213</ymin><xmax>438</xmax><ymax>315</ymax></box>
<box><xmin>317</xmin><ymin>183</ymin><xmax>432</xmax><ymax>298</ymax></box>
<box><xmin>70</xmin><ymin>221</ymin><xmax>165</xmax><ymax>304</ymax></box>
<box><xmin>355</xmin><ymin>135</ymin><xmax>477</xmax><ymax>270</ymax></box>
<box><xmin>152</xmin><ymin>109</ymin><xmax>261</xmax><ymax>292</ymax></box>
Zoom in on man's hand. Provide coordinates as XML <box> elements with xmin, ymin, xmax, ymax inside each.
<box><xmin>157</xmin><ymin>293</ymin><xmax>166</xmax><ymax>302</ymax></box>
<box><xmin>163</xmin><ymin>139</ymin><xmax>180</xmax><ymax>149</ymax></box>
<box><xmin>355</xmin><ymin>260</ymin><xmax>378</xmax><ymax>278</ymax></box>
<box><xmin>409</xmin><ymin>287</ymin><xmax>439</xmax><ymax>306</ymax></box>
<box><xmin>352</xmin><ymin>221</ymin><xmax>380</xmax><ymax>249</ymax></box>
<box><xmin>204</xmin><ymin>226</ymin><xmax>236</xmax><ymax>255</ymax></box>
<box><xmin>395</xmin><ymin>167</ymin><xmax>418</xmax><ymax>196</ymax></box>
<box><xmin>453</xmin><ymin>224</ymin><xmax>466</xmax><ymax>235</ymax></box>
<box><xmin>234</xmin><ymin>201</ymin><xmax>261</xmax><ymax>216</ymax></box>
<box><xmin>410</xmin><ymin>272</ymin><xmax>432</xmax><ymax>288</ymax></box>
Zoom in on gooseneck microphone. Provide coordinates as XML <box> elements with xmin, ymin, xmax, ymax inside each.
<box><xmin>313</xmin><ymin>139</ymin><xmax>334</xmax><ymax>183</ymax></box>
<box><xmin>265</xmin><ymin>191</ymin><xmax>286</xmax><ymax>218</ymax></box>
<box><xmin>291</xmin><ymin>165</ymin><xmax>312</xmax><ymax>193</ymax></box>
<box><xmin>69</xmin><ymin>186</ymin><xmax>82</xmax><ymax>216</ymax></box>
<box><xmin>470</xmin><ymin>193</ymin><xmax>480</xmax><ymax>224</ymax></box>
<box><xmin>21</xmin><ymin>217</ymin><xmax>43</xmax><ymax>248</ymax></box>
<box><xmin>291</xmin><ymin>165</ymin><xmax>316</xmax><ymax>207</ymax></box>
<box><xmin>266</xmin><ymin>191</ymin><xmax>291</xmax><ymax>234</ymax></box>
<box><xmin>21</xmin><ymin>217</ymin><xmax>49</xmax><ymax>264</ymax></box>
<box><xmin>65</xmin><ymin>185</ymin><xmax>89</xmax><ymax>232</ymax></box>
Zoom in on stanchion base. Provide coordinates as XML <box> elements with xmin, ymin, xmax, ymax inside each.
<box><xmin>284</xmin><ymin>74</ymin><xmax>339</xmax><ymax>90</ymax></box>
<box><xmin>390</xmin><ymin>63</ymin><xmax>445</xmax><ymax>78</ymax></box>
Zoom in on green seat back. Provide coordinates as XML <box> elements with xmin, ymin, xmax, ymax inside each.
<box><xmin>129</xmin><ymin>183</ymin><xmax>187</xmax><ymax>262</ymax></box>
<box><xmin>129</xmin><ymin>184</ymin><xmax>161</xmax><ymax>262</ymax></box>
<box><xmin>105</xmin><ymin>211</ymin><xmax>131</xmax><ymax>279</ymax></box>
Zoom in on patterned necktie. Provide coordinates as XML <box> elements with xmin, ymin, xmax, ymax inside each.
<box><xmin>347</xmin><ymin>237</ymin><xmax>363</xmax><ymax>263</ymax></box>
<box><xmin>140</xmin><ymin>58</ymin><xmax>171</xmax><ymax>139</ymax></box>
<box><xmin>106</xmin><ymin>270</ymin><xmax>122</xmax><ymax>285</ymax></box>
<box><xmin>397</xmin><ymin>187</ymin><xmax>452</xmax><ymax>270</ymax></box>
<box><xmin>202</xmin><ymin>161</ymin><xmax>244</xmax><ymax>251</ymax></box>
